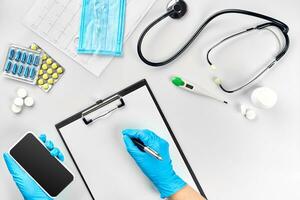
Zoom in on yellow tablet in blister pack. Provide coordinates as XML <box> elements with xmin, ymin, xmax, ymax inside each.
<box><xmin>30</xmin><ymin>43</ymin><xmax>65</xmax><ymax>92</ymax></box>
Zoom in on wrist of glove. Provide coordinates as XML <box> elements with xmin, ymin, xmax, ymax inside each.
<box><xmin>122</xmin><ymin>129</ymin><xmax>186</xmax><ymax>198</ymax></box>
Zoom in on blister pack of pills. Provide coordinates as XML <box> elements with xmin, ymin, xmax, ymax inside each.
<box><xmin>30</xmin><ymin>43</ymin><xmax>65</xmax><ymax>92</ymax></box>
<box><xmin>3</xmin><ymin>45</ymin><xmax>42</xmax><ymax>84</ymax></box>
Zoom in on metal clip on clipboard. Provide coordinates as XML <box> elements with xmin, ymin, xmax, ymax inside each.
<box><xmin>82</xmin><ymin>95</ymin><xmax>125</xmax><ymax>125</ymax></box>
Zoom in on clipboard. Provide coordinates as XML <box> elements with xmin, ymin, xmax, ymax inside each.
<box><xmin>55</xmin><ymin>79</ymin><xmax>207</xmax><ymax>200</ymax></box>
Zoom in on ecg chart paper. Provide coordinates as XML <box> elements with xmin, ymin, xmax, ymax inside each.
<box><xmin>23</xmin><ymin>0</ymin><xmax>157</xmax><ymax>76</ymax></box>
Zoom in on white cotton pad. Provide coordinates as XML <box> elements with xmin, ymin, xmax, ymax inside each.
<box><xmin>11</xmin><ymin>104</ymin><xmax>22</xmax><ymax>114</ymax></box>
<box><xmin>14</xmin><ymin>97</ymin><xmax>24</xmax><ymax>107</ymax></box>
<box><xmin>251</xmin><ymin>87</ymin><xmax>277</xmax><ymax>109</ymax></box>
<box><xmin>24</xmin><ymin>96</ymin><xmax>35</xmax><ymax>107</ymax></box>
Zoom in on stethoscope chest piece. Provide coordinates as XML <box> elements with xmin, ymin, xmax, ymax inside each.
<box><xmin>167</xmin><ymin>0</ymin><xmax>187</xmax><ymax>19</ymax></box>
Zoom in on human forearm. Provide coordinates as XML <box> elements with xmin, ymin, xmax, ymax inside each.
<box><xmin>169</xmin><ymin>185</ymin><xmax>206</xmax><ymax>200</ymax></box>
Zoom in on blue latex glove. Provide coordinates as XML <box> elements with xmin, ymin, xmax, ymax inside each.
<box><xmin>122</xmin><ymin>129</ymin><xmax>187</xmax><ymax>198</ymax></box>
<box><xmin>3</xmin><ymin>134</ymin><xmax>64</xmax><ymax>200</ymax></box>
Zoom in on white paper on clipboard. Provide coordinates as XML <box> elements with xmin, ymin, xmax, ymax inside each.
<box><xmin>57</xmin><ymin>80</ymin><xmax>204</xmax><ymax>199</ymax></box>
<box><xmin>23</xmin><ymin>0</ymin><xmax>157</xmax><ymax>76</ymax></box>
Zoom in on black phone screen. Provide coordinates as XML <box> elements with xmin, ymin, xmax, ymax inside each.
<box><xmin>10</xmin><ymin>133</ymin><xmax>74</xmax><ymax>197</ymax></box>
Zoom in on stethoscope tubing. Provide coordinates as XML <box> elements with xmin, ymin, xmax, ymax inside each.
<box><xmin>137</xmin><ymin>9</ymin><xmax>290</xmax><ymax>67</ymax></box>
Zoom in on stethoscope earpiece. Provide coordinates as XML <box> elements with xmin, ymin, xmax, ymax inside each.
<box><xmin>167</xmin><ymin>0</ymin><xmax>187</xmax><ymax>19</ymax></box>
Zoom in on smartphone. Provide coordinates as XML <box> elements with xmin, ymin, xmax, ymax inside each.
<box><xmin>9</xmin><ymin>132</ymin><xmax>74</xmax><ymax>198</ymax></box>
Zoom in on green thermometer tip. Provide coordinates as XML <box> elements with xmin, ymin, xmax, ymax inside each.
<box><xmin>171</xmin><ymin>76</ymin><xmax>185</xmax><ymax>87</ymax></box>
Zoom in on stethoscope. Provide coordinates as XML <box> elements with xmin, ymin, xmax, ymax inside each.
<box><xmin>137</xmin><ymin>0</ymin><xmax>290</xmax><ymax>93</ymax></box>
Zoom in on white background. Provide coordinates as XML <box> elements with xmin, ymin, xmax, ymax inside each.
<box><xmin>0</xmin><ymin>0</ymin><xmax>300</xmax><ymax>200</ymax></box>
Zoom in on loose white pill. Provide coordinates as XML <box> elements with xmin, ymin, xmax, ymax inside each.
<box><xmin>251</xmin><ymin>87</ymin><xmax>277</xmax><ymax>109</ymax></box>
<box><xmin>14</xmin><ymin>97</ymin><xmax>24</xmax><ymax>107</ymax></box>
<box><xmin>11</xmin><ymin>104</ymin><xmax>22</xmax><ymax>114</ymax></box>
<box><xmin>24</xmin><ymin>97</ymin><xmax>34</xmax><ymax>107</ymax></box>
<box><xmin>240</xmin><ymin>104</ymin><xmax>247</xmax><ymax>115</ymax></box>
<box><xmin>17</xmin><ymin>88</ymin><xmax>28</xmax><ymax>98</ymax></box>
<box><xmin>245</xmin><ymin>109</ymin><xmax>256</xmax><ymax>120</ymax></box>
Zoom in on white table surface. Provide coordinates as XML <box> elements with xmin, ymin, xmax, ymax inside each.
<box><xmin>1</xmin><ymin>0</ymin><xmax>300</xmax><ymax>199</ymax></box>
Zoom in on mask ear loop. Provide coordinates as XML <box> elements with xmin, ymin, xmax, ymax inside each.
<box><xmin>207</xmin><ymin>23</ymin><xmax>284</xmax><ymax>93</ymax></box>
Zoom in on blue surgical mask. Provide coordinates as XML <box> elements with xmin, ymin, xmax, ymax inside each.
<box><xmin>78</xmin><ymin>0</ymin><xmax>126</xmax><ymax>56</ymax></box>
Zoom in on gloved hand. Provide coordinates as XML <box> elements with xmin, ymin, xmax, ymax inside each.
<box><xmin>3</xmin><ymin>134</ymin><xmax>64</xmax><ymax>200</ymax></box>
<box><xmin>122</xmin><ymin>129</ymin><xmax>186</xmax><ymax>198</ymax></box>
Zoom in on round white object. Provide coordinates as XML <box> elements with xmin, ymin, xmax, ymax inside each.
<box><xmin>14</xmin><ymin>97</ymin><xmax>24</xmax><ymax>107</ymax></box>
<box><xmin>245</xmin><ymin>109</ymin><xmax>257</xmax><ymax>120</ymax></box>
<box><xmin>251</xmin><ymin>87</ymin><xmax>277</xmax><ymax>109</ymax></box>
<box><xmin>24</xmin><ymin>97</ymin><xmax>34</xmax><ymax>107</ymax></box>
<box><xmin>17</xmin><ymin>88</ymin><xmax>28</xmax><ymax>98</ymax></box>
<box><xmin>240</xmin><ymin>104</ymin><xmax>247</xmax><ymax>115</ymax></box>
<box><xmin>11</xmin><ymin>104</ymin><xmax>22</xmax><ymax>114</ymax></box>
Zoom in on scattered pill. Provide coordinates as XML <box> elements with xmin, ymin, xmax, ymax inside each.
<box><xmin>47</xmin><ymin>68</ymin><xmax>53</xmax><ymax>75</ymax></box>
<box><xmin>251</xmin><ymin>87</ymin><xmax>278</xmax><ymax>109</ymax></box>
<box><xmin>48</xmin><ymin>78</ymin><xmax>54</xmax><ymax>85</ymax></box>
<box><xmin>17</xmin><ymin>88</ymin><xmax>28</xmax><ymax>98</ymax></box>
<box><xmin>46</xmin><ymin>58</ymin><xmax>52</xmax><ymax>65</ymax></box>
<box><xmin>42</xmin><ymin>74</ymin><xmax>49</xmax><ymax>80</ymax></box>
<box><xmin>240</xmin><ymin>104</ymin><xmax>247</xmax><ymax>116</ymax></box>
<box><xmin>5</xmin><ymin>61</ymin><xmax>12</xmax><ymax>72</ymax></box>
<box><xmin>57</xmin><ymin>67</ymin><xmax>63</xmax><ymax>74</ymax></box>
<box><xmin>240</xmin><ymin>104</ymin><xmax>257</xmax><ymax>120</ymax></box>
<box><xmin>24</xmin><ymin>96</ymin><xmax>34</xmax><ymax>107</ymax></box>
<box><xmin>52</xmin><ymin>73</ymin><xmax>58</xmax><ymax>79</ymax></box>
<box><xmin>14</xmin><ymin>97</ymin><xmax>24</xmax><ymax>107</ymax></box>
<box><xmin>51</xmin><ymin>63</ymin><xmax>58</xmax><ymax>69</ymax></box>
<box><xmin>38</xmin><ymin>79</ymin><xmax>44</xmax><ymax>85</ymax></box>
<box><xmin>17</xmin><ymin>65</ymin><xmax>24</xmax><ymax>76</ymax></box>
<box><xmin>12</xmin><ymin>63</ymin><xmax>18</xmax><ymax>74</ymax></box>
<box><xmin>11</xmin><ymin>104</ymin><xmax>22</xmax><ymax>114</ymax></box>
<box><xmin>8</xmin><ymin>48</ymin><xmax>15</xmax><ymax>60</ymax></box>
<box><xmin>245</xmin><ymin>109</ymin><xmax>256</xmax><ymax>120</ymax></box>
